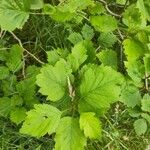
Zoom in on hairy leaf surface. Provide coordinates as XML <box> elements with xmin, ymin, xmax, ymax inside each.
<box><xmin>20</xmin><ymin>104</ymin><xmax>61</xmax><ymax>137</ymax></box>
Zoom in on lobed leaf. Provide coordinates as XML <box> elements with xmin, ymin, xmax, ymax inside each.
<box><xmin>20</xmin><ymin>104</ymin><xmax>62</xmax><ymax>137</ymax></box>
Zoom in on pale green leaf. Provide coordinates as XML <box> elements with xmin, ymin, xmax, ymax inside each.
<box><xmin>116</xmin><ymin>0</ymin><xmax>127</xmax><ymax>5</ymax></box>
<box><xmin>97</xmin><ymin>50</ymin><xmax>118</xmax><ymax>70</ymax></box>
<box><xmin>88</xmin><ymin>2</ymin><xmax>105</xmax><ymax>15</ymax></box>
<box><xmin>58</xmin><ymin>0</ymin><xmax>94</xmax><ymax>12</ymax></box>
<box><xmin>79</xmin><ymin>112</ymin><xmax>102</xmax><ymax>139</ymax></box>
<box><xmin>123</xmin><ymin>39</ymin><xmax>148</xmax><ymax>61</ymax></box>
<box><xmin>43</xmin><ymin>4</ymin><xmax>75</xmax><ymax>22</ymax></box>
<box><xmin>0</xmin><ymin>0</ymin><xmax>29</xmax><ymax>31</ymax></box>
<box><xmin>79</xmin><ymin>65</ymin><xmax>123</xmax><ymax>115</ymax></box>
<box><xmin>20</xmin><ymin>104</ymin><xmax>61</xmax><ymax>137</ymax></box>
<box><xmin>90</xmin><ymin>15</ymin><xmax>118</xmax><ymax>33</ymax></box>
<box><xmin>10</xmin><ymin>107</ymin><xmax>27</xmax><ymax>125</ymax></box>
<box><xmin>67</xmin><ymin>41</ymin><xmax>87</xmax><ymax>72</ymax></box>
<box><xmin>134</xmin><ymin>119</ymin><xmax>147</xmax><ymax>135</ymax></box>
<box><xmin>44</xmin><ymin>0</ymin><xmax>94</xmax><ymax>22</ymax></box>
<box><xmin>141</xmin><ymin>94</ymin><xmax>150</xmax><ymax>112</ymax></box>
<box><xmin>36</xmin><ymin>59</ymin><xmax>72</xmax><ymax>101</ymax></box>
<box><xmin>47</xmin><ymin>51</ymin><xmax>60</xmax><ymax>65</ymax></box>
<box><xmin>55</xmin><ymin>117</ymin><xmax>86</xmax><ymax>150</ymax></box>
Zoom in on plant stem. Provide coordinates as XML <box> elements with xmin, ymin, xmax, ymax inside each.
<box><xmin>10</xmin><ymin>31</ymin><xmax>45</xmax><ymax>65</ymax></box>
<box><xmin>98</xmin><ymin>0</ymin><xmax>121</xmax><ymax>18</ymax></box>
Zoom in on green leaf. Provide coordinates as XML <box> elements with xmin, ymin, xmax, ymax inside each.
<box><xmin>144</xmin><ymin>54</ymin><xmax>150</xmax><ymax>74</ymax></box>
<box><xmin>0</xmin><ymin>66</ymin><xmax>9</xmax><ymax>80</ymax></box>
<box><xmin>136</xmin><ymin>0</ymin><xmax>148</xmax><ymax>25</ymax></box>
<box><xmin>79</xmin><ymin>65</ymin><xmax>123</xmax><ymax>115</ymax></box>
<box><xmin>141</xmin><ymin>94</ymin><xmax>150</xmax><ymax>112</ymax></box>
<box><xmin>30</xmin><ymin>0</ymin><xmax>44</xmax><ymax>9</ymax></box>
<box><xmin>81</xmin><ymin>24</ymin><xmax>94</xmax><ymax>40</ymax></box>
<box><xmin>68</xmin><ymin>32</ymin><xmax>83</xmax><ymax>45</ymax></box>
<box><xmin>97</xmin><ymin>50</ymin><xmax>118</xmax><ymax>70</ymax></box>
<box><xmin>98</xmin><ymin>32</ymin><xmax>118</xmax><ymax>48</ymax></box>
<box><xmin>141</xmin><ymin>113</ymin><xmax>150</xmax><ymax>124</ymax></box>
<box><xmin>1</xmin><ymin>75</ymin><xmax>17</xmax><ymax>96</ymax></box>
<box><xmin>122</xmin><ymin>5</ymin><xmax>142</xmax><ymax>28</ymax></box>
<box><xmin>120</xmin><ymin>84</ymin><xmax>141</xmax><ymax>107</ymax></box>
<box><xmin>20</xmin><ymin>104</ymin><xmax>61</xmax><ymax>137</ymax></box>
<box><xmin>125</xmin><ymin>60</ymin><xmax>145</xmax><ymax>86</ymax></box>
<box><xmin>10</xmin><ymin>107</ymin><xmax>27</xmax><ymax>125</ymax></box>
<box><xmin>16</xmin><ymin>67</ymin><xmax>39</xmax><ymax>107</ymax></box>
<box><xmin>47</xmin><ymin>51</ymin><xmax>60</xmax><ymax>65</ymax></box>
<box><xmin>0</xmin><ymin>50</ymin><xmax>7</xmax><ymax>61</ymax></box>
<box><xmin>55</xmin><ymin>117</ymin><xmax>86</xmax><ymax>150</ymax></box>
<box><xmin>81</xmin><ymin>40</ymin><xmax>96</xmax><ymax>63</ymax></box>
<box><xmin>88</xmin><ymin>2</ymin><xmax>105</xmax><ymax>15</ymax></box>
<box><xmin>123</xmin><ymin>39</ymin><xmax>148</xmax><ymax>61</ymax></box>
<box><xmin>79</xmin><ymin>112</ymin><xmax>102</xmax><ymax>139</ymax></box>
<box><xmin>67</xmin><ymin>42</ymin><xmax>87</xmax><ymax>72</ymax></box>
<box><xmin>137</xmin><ymin>30</ymin><xmax>150</xmax><ymax>44</ymax></box>
<box><xmin>128</xmin><ymin>107</ymin><xmax>141</xmax><ymax>118</ymax></box>
<box><xmin>6</xmin><ymin>45</ymin><xmax>23</xmax><ymax>72</ymax></box>
<box><xmin>90</xmin><ymin>15</ymin><xmax>118</xmax><ymax>33</ymax></box>
<box><xmin>134</xmin><ymin>119</ymin><xmax>147</xmax><ymax>135</ymax></box>
<box><xmin>25</xmin><ymin>65</ymin><xmax>40</xmax><ymax>79</ymax></box>
<box><xmin>0</xmin><ymin>97</ymin><xmax>12</xmax><ymax>117</ymax></box>
<box><xmin>36</xmin><ymin>59</ymin><xmax>72</xmax><ymax>101</ymax></box>
<box><xmin>143</xmin><ymin>0</ymin><xmax>150</xmax><ymax>21</ymax></box>
<box><xmin>47</xmin><ymin>48</ymin><xmax>69</xmax><ymax>65</ymax></box>
<box><xmin>44</xmin><ymin>0</ymin><xmax>93</xmax><ymax>23</ymax></box>
<box><xmin>43</xmin><ymin>3</ymin><xmax>75</xmax><ymax>22</ymax></box>
<box><xmin>11</xmin><ymin>95</ymin><xmax>23</xmax><ymax>107</ymax></box>
<box><xmin>0</xmin><ymin>0</ymin><xmax>29</xmax><ymax>31</ymax></box>
<box><xmin>58</xmin><ymin>0</ymin><xmax>94</xmax><ymax>12</ymax></box>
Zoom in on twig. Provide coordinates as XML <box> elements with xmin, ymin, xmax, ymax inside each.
<box><xmin>0</xmin><ymin>30</ymin><xmax>6</xmax><ymax>39</ymax></box>
<box><xmin>96</xmin><ymin>45</ymin><xmax>101</xmax><ymax>52</ymax></box>
<box><xmin>29</xmin><ymin>12</ymin><xmax>46</xmax><ymax>15</ymax></box>
<box><xmin>98</xmin><ymin>0</ymin><xmax>121</xmax><ymax>18</ymax></box>
<box><xmin>10</xmin><ymin>31</ymin><xmax>45</xmax><ymax>65</ymax></box>
<box><xmin>117</xmin><ymin>29</ymin><xmax>124</xmax><ymax>40</ymax></box>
